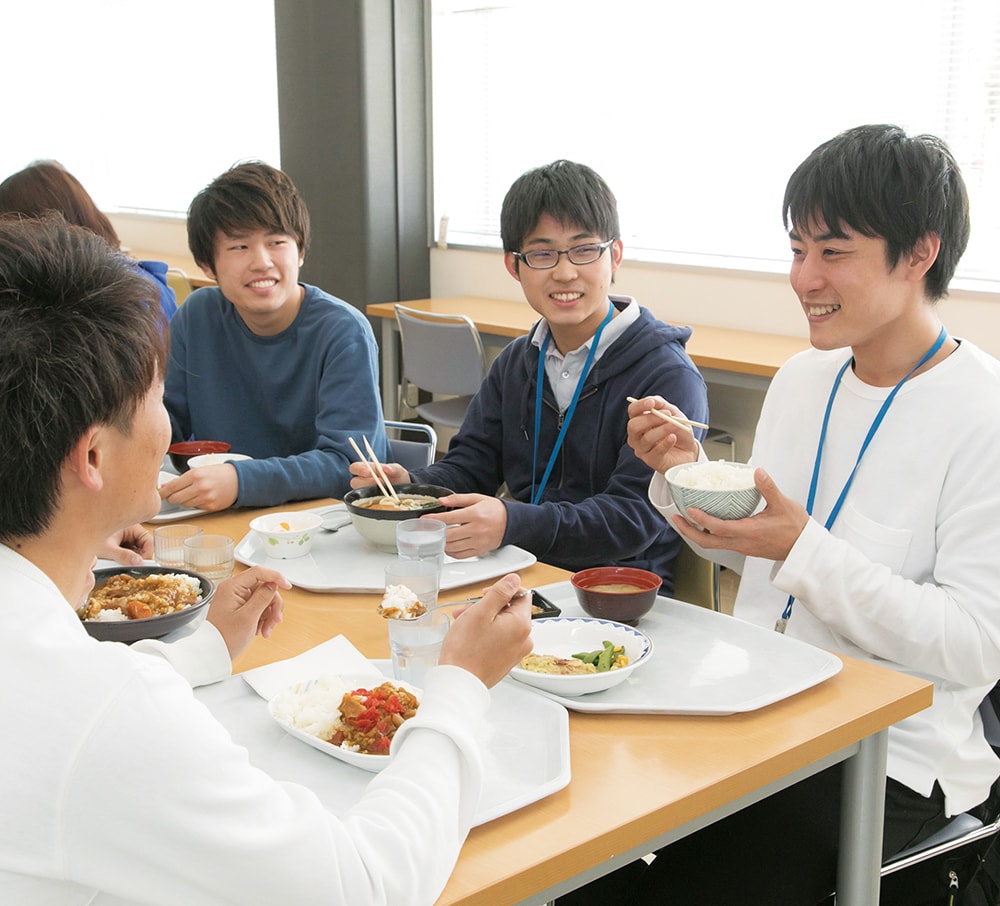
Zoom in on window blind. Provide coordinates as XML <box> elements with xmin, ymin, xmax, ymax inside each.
<box><xmin>430</xmin><ymin>0</ymin><xmax>1000</xmax><ymax>286</ymax></box>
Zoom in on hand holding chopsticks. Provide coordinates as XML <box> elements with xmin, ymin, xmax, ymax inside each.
<box><xmin>626</xmin><ymin>397</ymin><xmax>709</xmax><ymax>433</ymax></box>
<box><xmin>348</xmin><ymin>436</ymin><xmax>400</xmax><ymax>502</ymax></box>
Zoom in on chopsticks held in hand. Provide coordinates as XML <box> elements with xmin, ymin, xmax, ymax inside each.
<box><xmin>626</xmin><ymin>397</ymin><xmax>709</xmax><ymax>433</ymax></box>
<box><xmin>348</xmin><ymin>436</ymin><xmax>400</xmax><ymax>502</ymax></box>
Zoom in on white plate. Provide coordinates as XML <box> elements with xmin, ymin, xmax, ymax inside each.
<box><xmin>150</xmin><ymin>470</ymin><xmax>209</xmax><ymax>523</ymax></box>
<box><xmin>234</xmin><ymin>504</ymin><xmax>537</xmax><ymax>593</ymax></box>
<box><xmin>509</xmin><ymin>582</ymin><xmax>843</xmax><ymax>714</ymax></box>
<box><xmin>195</xmin><ymin>661</ymin><xmax>571</xmax><ymax>826</ymax></box>
<box><xmin>269</xmin><ymin>674</ymin><xmax>422</xmax><ymax>772</ymax></box>
<box><xmin>509</xmin><ymin>617</ymin><xmax>654</xmax><ymax>696</ymax></box>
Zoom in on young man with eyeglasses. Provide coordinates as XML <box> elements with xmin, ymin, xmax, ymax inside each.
<box><xmin>351</xmin><ymin>160</ymin><xmax>708</xmax><ymax>591</ymax></box>
<box><xmin>160</xmin><ymin>161</ymin><xmax>387</xmax><ymax>512</ymax></box>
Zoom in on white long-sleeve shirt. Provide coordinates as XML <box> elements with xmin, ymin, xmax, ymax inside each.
<box><xmin>650</xmin><ymin>340</ymin><xmax>1000</xmax><ymax>815</ymax></box>
<box><xmin>0</xmin><ymin>545</ymin><xmax>489</xmax><ymax>905</ymax></box>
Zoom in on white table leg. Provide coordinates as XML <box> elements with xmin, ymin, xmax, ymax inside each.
<box><xmin>837</xmin><ymin>729</ymin><xmax>888</xmax><ymax>904</ymax></box>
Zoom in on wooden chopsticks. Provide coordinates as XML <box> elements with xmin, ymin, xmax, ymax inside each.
<box><xmin>349</xmin><ymin>436</ymin><xmax>400</xmax><ymax>502</ymax></box>
<box><xmin>626</xmin><ymin>397</ymin><xmax>709</xmax><ymax>433</ymax></box>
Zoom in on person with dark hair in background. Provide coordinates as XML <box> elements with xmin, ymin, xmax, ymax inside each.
<box><xmin>350</xmin><ymin>159</ymin><xmax>708</xmax><ymax>592</ymax></box>
<box><xmin>615</xmin><ymin>125</ymin><xmax>1000</xmax><ymax>904</ymax></box>
<box><xmin>161</xmin><ymin>161</ymin><xmax>387</xmax><ymax>512</ymax></box>
<box><xmin>0</xmin><ymin>214</ymin><xmax>533</xmax><ymax>904</ymax></box>
<box><xmin>0</xmin><ymin>159</ymin><xmax>177</xmax><ymax>322</ymax></box>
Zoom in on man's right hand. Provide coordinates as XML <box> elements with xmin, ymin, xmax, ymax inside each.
<box><xmin>348</xmin><ymin>461</ymin><xmax>411</xmax><ymax>488</ymax></box>
<box><xmin>439</xmin><ymin>573</ymin><xmax>533</xmax><ymax>688</ymax></box>
<box><xmin>626</xmin><ymin>395</ymin><xmax>700</xmax><ymax>474</ymax></box>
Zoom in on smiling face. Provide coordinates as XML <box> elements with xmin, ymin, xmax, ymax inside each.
<box><xmin>203</xmin><ymin>228</ymin><xmax>305</xmax><ymax>336</ymax></box>
<box><xmin>789</xmin><ymin>220</ymin><xmax>945</xmax><ymax>385</ymax></box>
<box><xmin>504</xmin><ymin>214</ymin><xmax>623</xmax><ymax>355</ymax></box>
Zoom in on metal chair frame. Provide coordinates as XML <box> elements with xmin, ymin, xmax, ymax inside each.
<box><xmin>394</xmin><ymin>304</ymin><xmax>486</xmax><ymax>429</ymax></box>
<box><xmin>384</xmin><ymin>420</ymin><xmax>437</xmax><ymax>472</ymax></box>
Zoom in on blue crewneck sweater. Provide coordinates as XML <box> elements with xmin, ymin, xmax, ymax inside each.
<box><xmin>164</xmin><ymin>283</ymin><xmax>387</xmax><ymax>506</ymax></box>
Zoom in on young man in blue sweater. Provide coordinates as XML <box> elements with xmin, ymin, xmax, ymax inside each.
<box><xmin>351</xmin><ymin>160</ymin><xmax>708</xmax><ymax>591</ymax></box>
<box><xmin>161</xmin><ymin>162</ymin><xmax>387</xmax><ymax>511</ymax></box>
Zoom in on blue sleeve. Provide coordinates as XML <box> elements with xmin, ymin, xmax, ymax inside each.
<box><xmin>136</xmin><ymin>259</ymin><xmax>178</xmax><ymax>323</ymax></box>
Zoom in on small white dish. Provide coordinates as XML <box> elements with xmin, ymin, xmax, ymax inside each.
<box><xmin>268</xmin><ymin>673</ymin><xmax>421</xmax><ymax>772</ymax></box>
<box><xmin>249</xmin><ymin>511</ymin><xmax>324</xmax><ymax>559</ymax></box>
<box><xmin>509</xmin><ymin>617</ymin><xmax>653</xmax><ymax>696</ymax></box>
<box><xmin>188</xmin><ymin>452</ymin><xmax>253</xmax><ymax>469</ymax></box>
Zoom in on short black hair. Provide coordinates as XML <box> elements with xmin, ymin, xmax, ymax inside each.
<box><xmin>500</xmin><ymin>160</ymin><xmax>620</xmax><ymax>254</ymax></box>
<box><xmin>783</xmin><ymin>124</ymin><xmax>970</xmax><ymax>300</ymax></box>
<box><xmin>187</xmin><ymin>161</ymin><xmax>311</xmax><ymax>272</ymax></box>
<box><xmin>0</xmin><ymin>215</ymin><xmax>166</xmax><ymax>540</ymax></box>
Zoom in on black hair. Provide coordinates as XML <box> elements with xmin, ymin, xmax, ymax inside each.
<box><xmin>783</xmin><ymin>124</ymin><xmax>970</xmax><ymax>300</ymax></box>
<box><xmin>0</xmin><ymin>215</ymin><xmax>166</xmax><ymax>540</ymax></box>
<box><xmin>500</xmin><ymin>160</ymin><xmax>620</xmax><ymax>255</ymax></box>
<box><xmin>187</xmin><ymin>161</ymin><xmax>311</xmax><ymax>272</ymax></box>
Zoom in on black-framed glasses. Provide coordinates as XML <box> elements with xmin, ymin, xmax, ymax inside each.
<box><xmin>512</xmin><ymin>238</ymin><xmax>616</xmax><ymax>270</ymax></box>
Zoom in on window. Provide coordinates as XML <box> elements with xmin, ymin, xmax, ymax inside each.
<box><xmin>430</xmin><ymin>0</ymin><xmax>1000</xmax><ymax>287</ymax></box>
<box><xmin>1</xmin><ymin>1</ymin><xmax>279</xmax><ymax>217</ymax></box>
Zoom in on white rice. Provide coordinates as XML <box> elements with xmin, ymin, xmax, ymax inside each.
<box><xmin>270</xmin><ymin>674</ymin><xmax>352</xmax><ymax>739</ymax></box>
<box><xmin>672</xmin><ymin>461</ymin><xmax>755</xmax><ymax>491</ymax></box>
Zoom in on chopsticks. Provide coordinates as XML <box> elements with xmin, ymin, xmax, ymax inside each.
<box><xmin>348</xmin><ymin>436</ymin><xmax>400</xmax><ymax>503</ymax></box>
<box><xmin>626</xmin><ymin>397</ymin><xmax>709</xmax><ymax>433</ymax></box>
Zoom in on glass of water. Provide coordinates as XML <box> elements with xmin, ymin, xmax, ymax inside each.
<box><xmin>385</xmin><ymin>607</ymin><xmax>451</xmax><ymax>687</ymax></box>
<box><xmin>395</xmin><ymin>518</ymin><xmax>447</xmax><ymax>575</ymax></box>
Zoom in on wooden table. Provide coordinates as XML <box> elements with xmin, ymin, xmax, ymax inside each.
<box><xmin>366</xmin><ymin>296</ymin><xmax>812</xmax><ymax>418</ymax></box>
<box><xmin>185</xmin><ymin>502</ymin><xmax>931</xmax><ymax>905</ymax></box>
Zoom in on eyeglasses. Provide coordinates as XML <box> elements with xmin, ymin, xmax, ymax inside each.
<box><xmin>511</xmin><ymin>239</ymin><xmax>616</xmax><ymax>270</ymax></box>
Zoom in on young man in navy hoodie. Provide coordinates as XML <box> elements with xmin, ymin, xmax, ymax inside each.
<box><xmin>352</xmin><ymin>160</ymin><xmax>708</xmax><ymax>592</ymax></box>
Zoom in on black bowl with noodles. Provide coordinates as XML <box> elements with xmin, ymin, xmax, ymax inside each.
<box><xmin>343</xmin><ymin>482</ymin><xmax>453</xmax><ymax>551</ymax></box>
<box><xmin>80</xmin><ymin>566</ymin><xmax>215</xmax><ymax>644</ymax></box>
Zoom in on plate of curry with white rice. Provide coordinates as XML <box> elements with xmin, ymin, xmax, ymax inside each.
<box><xmin>79</xmin><ymin>566</ymin><xmax>215</xmax><ymax>643</ymax></box>
<box><xmin>269</xmin><ymin>674</ymin><xmax>422</xmax><ymax>772</ymax></box>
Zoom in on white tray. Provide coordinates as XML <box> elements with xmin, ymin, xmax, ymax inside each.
<box><xmin>510</xmin><ymin>582</ymin><xmax>842</xmax><ymax>715</ymax></box>
<box><xmin>195</xmin><ymin>660</ymin><xmax>570</xmax><ymax>826</ymax></box>
<box><xmin>234</xmin><ymin>505</ymin><xmax>536</xmax><ymax>593</ymax></box>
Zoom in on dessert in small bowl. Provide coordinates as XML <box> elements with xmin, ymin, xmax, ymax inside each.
<box><xmin>664</xmin><ymin>460</ymin><xmax>761</xmax><ymax>526</ymax></box>
<box><xmin>509</xmin><ymin>616</ymin><xmax>653</xmax><ymax>696</ymax></box>
<box><xmin>249</xmin><ymin>511</ymin><xmax>324</xmax><ymax>559</ymax></box>
<box><xmin>168</xmin><ymin>440</ymin><xmax>231</xmax><ymax>473</ymax></box>
<box><xmin>571</xmin><ymin>566</ymin><xmax>662</xmax><ymax>626</ymax></box>
<box><xmin>342</xmin><ymin>483</ymin><xmax>453</xmax><ymax>552</ymax></box>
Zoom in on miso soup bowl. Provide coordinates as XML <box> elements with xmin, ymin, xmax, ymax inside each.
<box><xmin>570</xmin><ymin>566</ymin><xmax>662</xmax><ymax>626</ymax></box>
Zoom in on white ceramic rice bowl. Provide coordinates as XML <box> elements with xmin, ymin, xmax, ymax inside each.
<box><xmin>665</xmin><ymin>461</ymin><xmax>761</xmax><ymax>525</ymax></box>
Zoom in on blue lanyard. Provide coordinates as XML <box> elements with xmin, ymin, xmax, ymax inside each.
<box><xmin>530</xmin><ymin>304</ymin><xmax>615</xmax><ymax>505</ymax></box>
<box><xmin>776</xmin><ymin>326</ymin><xmax>948</xmax><ymax>632</ymax></box>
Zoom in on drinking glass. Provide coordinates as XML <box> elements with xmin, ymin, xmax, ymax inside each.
<box><xmin>183</xmin><ymin>533</ymin><xmax>235</xmax><ymax>580</ymax></box>
<box><xmin>385</xmin><ymin>607</ymin><xmax>451</xmax><ymax>687</ymax></box>
<box><xmin>153</xmin><ymin>524</ymin><xmax>203</xmax><ymax>569</ymax></box>
<box><xmin>395</xmin><ymin>518</ymin><xmax>447</xmax><ymax>575</ymax></box>
<box><xmin>384</xmin><ymin>558</ymin><xmax>440</xmax><ymax>610</ymax></box>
